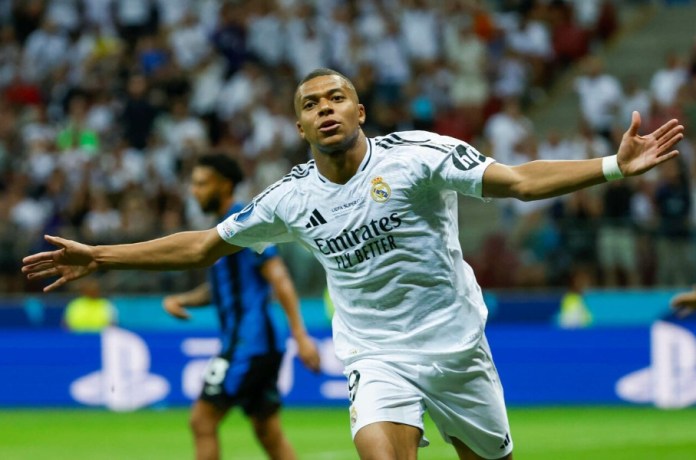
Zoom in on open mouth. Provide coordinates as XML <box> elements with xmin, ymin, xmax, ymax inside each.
<box><xmin>319</xmin><ymin>120</ymin><xmax>340</xmax><ymax>132</ymax></box>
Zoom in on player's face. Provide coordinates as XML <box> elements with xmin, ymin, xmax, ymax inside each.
<box><xmin>295</xmin><ymin>75</ymin><xmax>365</xmax><ymax>155</ymax></box>
<box><xmin>190</xmin><ymin>166</ymin><xmax>228</xmax><ymax>214</ymax></box>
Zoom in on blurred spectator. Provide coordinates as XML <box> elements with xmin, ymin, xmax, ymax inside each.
<box><xmin>619</xmin><ymin>76</ymin><xmax>651</xmax><ymax>128</ymax></box>
<box><xmin>168</xmin><ymin>11</ymin><xmax>210</xmax><ymax>72</ymax></box>
<box><xmin>550</xmin><ymin>1</ymin><xmax>589</xmax><ymax>70</ymax></box>
<box><xmin>593</xmin><ymin>0</ymin><xmax>619</xmax><ymax>44</ymax></box>
<box><xmin>81</xmin><ymin>190</ymin><xmax>122</xmax><ymax>244</ymax></box>
<box><xmin>554</xmin><ymin>188</ymin><xmax>602</xmax><ymax>277</ymax></box>
<box><xmin>56</xmin><ymin>93</ymin><xmax>100</xmax><ymax>156</ymax></box>
<box><xmin>574</xmin><ymin>56</ymin><xmax>623</xmax><ymax>140</ymax></box>
<box><xmin>121</xmin><ymin>73</ymin><xmax>159</xmax><ymax>150</ymax></box>
<box><xmin>0</xmin><ymin>25</ymin><xmax>21</xmax><ymax>88</ymax></box>
<box><xmin>650</xmin><ymin>51</ymin><xmax>688</xmax><ymax>110</ymax></box>
<box><xmin>11</xmin><ymin>0</ymin><xmax>45</xmax><ymax>44</ymax></box>
<box><xmin>443</xmin><ymin>14</ymin><xmax>490</xmax><ymax>113</ymax></box>
<box><xmin>400</xmin><ymin>0</ymin><xmax>440</xmax><ymax>65</ymax></box>
<box><xmin>597</xmin><ymin>180</ymin><xmax>640</xmax><ymax>287</ymax></box>
<box><xmin>654</xmin><ymin>159</ymin><xmax>693</xmax><ymax>286</ymax></box>
<box><xmin>368</xmin><ymin>16</ymin><xmax>410</xmax><ymax>103</ymax></box>
<box><xmin>210</xmin><ymin>0</ymin><xmax>248</xmax><ymax>77</ymax></box>
<box><xmin>557</xmin><ymin>264</ymin><xmax>594</xmax><ymax>328</ymax></box>
<box><xmin>2</xmin><ymin>0</ymin><xmax>680</xmax><ymax>295</ymax></box>
<box><xmin>504</xmin><ymin>2</ymin><xmax>554</xmax><ymax>90</ymax></box>
<box><xmin>157</xmin><ymin>97</ymin><xmax>207</xmax><ymax>159</ymax></box>
<box><xmin>483</xmin><ymin>97</ymin><xmax>533</xmax><ymax>165</ymax></box>
<box><xmin>156</xmin><ymin>0</ymin><xmax>191</xmax><ymax>29</ymax></box>
<box><xmin>21</xmin><ymin>19</ymin><xmax>69</xmax><ymax>83</ymax></box>
<box><xmin>63</xmin><ymin>278</ymin><xmax>117</xmax><ymax>333</ymax></box>
<box><xmin>246</xmin><ymin>0</ymin><xmax>285</xmax><ymax>67</ymax></box>
<box><xmin>114</xmin><ymin>0</ymin><xmax>158</xmax><ymax>51</ymax></box>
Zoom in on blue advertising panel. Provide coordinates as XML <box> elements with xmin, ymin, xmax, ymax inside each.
<box><xmin>1</xmin><ymin>320</ymin><xmax>694</xmax><ymax>409</ymax></box>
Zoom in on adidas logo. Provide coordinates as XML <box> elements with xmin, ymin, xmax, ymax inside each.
<box><xmin>305</xmin><ymin>209</ymin><xmax>328</xmax><ymax>228</ymax></box>
<box><xmin>499</xmin><ymin>433</ymin><xmax>511</xmax><ymax>449</ymax></box>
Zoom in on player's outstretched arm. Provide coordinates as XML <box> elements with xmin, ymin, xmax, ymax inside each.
<box><xmin>482</xmin><ymin>112</ymin><xmax>684</xmax><ymax>200</ymax></box>
<box><xmin>22</xmin><ymin>229</ymin><xmax>241</xmax><ymax>292</ymax></box>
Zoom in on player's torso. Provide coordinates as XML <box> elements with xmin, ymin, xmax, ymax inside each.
<box><xmin>290</xmin><ymin>145</ymin><xmax>444</xmax><ymax>272</ymax></box>
<box><xmin>210</xmin><ymin>238</ymin><xmax>278</xmax><ymax>358</ymax></box>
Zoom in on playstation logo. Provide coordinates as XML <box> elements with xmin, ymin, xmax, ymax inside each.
<box><xmin>70</xmin><ymin>327</ymin><xmax>170</xmax><ymax>412</ymax></box>
<box><xmin>616</xmin><ymin>321</ymin><xmax>696</xmax><ymax>409</ymax></box>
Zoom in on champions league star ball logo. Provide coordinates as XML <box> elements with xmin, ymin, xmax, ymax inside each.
<box><xmin>370</xmin><ymin>177</ymin><xmax>391</xmax><ymax>203</ymax></box>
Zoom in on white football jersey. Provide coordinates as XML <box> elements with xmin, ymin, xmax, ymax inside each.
<box><xmin>217</xmin><ymin>130</ymin><xmax>496</xmax><ymax>364</ymax></box>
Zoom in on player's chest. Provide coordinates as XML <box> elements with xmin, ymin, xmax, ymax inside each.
<box><xmin>295</xmin><ymin>170</ymin><xmax>411</xmax><ymax>232</ymax></box>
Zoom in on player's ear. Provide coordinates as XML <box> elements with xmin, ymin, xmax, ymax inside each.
<box><xmin>358</xmin><ymin>104</ymin><xmax>366</xmax><ymax>126</ymax></box>
<box><xmin>296</xmin><ymin>121</ymin><xmax>306</xmax><ymax>140</ymax></box>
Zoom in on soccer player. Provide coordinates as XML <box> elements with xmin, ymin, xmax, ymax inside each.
<box><xmin>165</xmin><ymin>154</ymin><xmax>320</xmax><ymax>460</ymax></box>
<box><xmin>23</xmin><ymin>69</ymin><xmax>684</xmax><ymax>460</ymax></box>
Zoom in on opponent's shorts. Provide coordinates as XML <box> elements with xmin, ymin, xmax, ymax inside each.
<box><xmin>344</xmin><ymin>337</ymin><xmax>513</xmax><ymax>459</ymax></box>
<box><xmin>200</xmin><ymin>352</ymin><xmax>282</xmax><ymax>417</ymax></box>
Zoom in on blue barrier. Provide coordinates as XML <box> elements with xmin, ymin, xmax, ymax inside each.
<box><xmin>0</xmin><ymin>289</ymin><xmax>684</xmax><ymax>330</ymax></box>
<box><xmin>1</xmin><ymin>321</ymin><xmax>694</xmax><ymax>409</ymax></box>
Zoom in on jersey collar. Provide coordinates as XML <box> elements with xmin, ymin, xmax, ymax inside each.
<box><xmin>315</xmin><ymin>138</ymin><xmax>373</xmax><ymax>184</ymax></box>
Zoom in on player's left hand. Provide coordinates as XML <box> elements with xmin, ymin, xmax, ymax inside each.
<box><xmin>295</xmin><ymin>334</ymin><xmax>321</xmax><ymax>373</ymax></box>
<box><xmin>162</xmin><ymin>295</ymin><xmax>191</xmax><ymax>320</ymax></box>
<box><xmin>617</xmin><ymin>111</ymin><xmax>684</xmax><ymax>176</ymax></box>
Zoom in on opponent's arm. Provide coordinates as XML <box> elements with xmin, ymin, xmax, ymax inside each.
<box><xmin>671</xmin><ymin>287</ymin><xmax>696</xmax><ymax>317</ymax></box>
<box><xmin>261</xmin><ymin>256</ymin><xmax>321</xmax><ymax>372</ymax></box>
<box><xmin>482</xmin><ymin>112</ymin><xmax>684</xmax><ymax>201</ymax></box>
<box><xmin>22</xmin><ymin>229</ymin><xmax>240</xmax><ymax>292</ymax></box>
<box><xmin>162</xmin><ymin>282</ymin><xmax>212</xmax><ymax>320</ymax></box>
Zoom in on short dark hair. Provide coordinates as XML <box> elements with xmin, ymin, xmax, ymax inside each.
<box><xmin>297</xmin><ymin>68</ymin><xmax>354</xmax><ymax>89</ymax></box>
<box><xmin>294</xmin><ymin>68</ymin><xmax>358</xmax><ymax>116</ymax></box>
<box><xmin>196</xmin><ymin>153</ymin><xmax>244</xmax><ymax>185</ymax></box>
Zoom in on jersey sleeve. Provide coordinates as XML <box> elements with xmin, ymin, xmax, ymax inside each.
<box><xmin>420</xmin><ymin>133</ymin><xmax>496</xmax><ymax>198</ymax></box>
<box><xmin>216</xmin><ymin>183</ymin><xmax>295</xmax><ymax>253</ymax></box>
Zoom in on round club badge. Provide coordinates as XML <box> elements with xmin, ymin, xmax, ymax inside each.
<box><xmin>370</xmin><ymin>176</ymin><xmax>391</xmax><ymax>203</ymax></box>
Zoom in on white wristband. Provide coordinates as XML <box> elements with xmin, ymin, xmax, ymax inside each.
<box><xmin>602</xmin><ymin>155</ymin><xmax>624</xmax><ymax>181</ymax></box>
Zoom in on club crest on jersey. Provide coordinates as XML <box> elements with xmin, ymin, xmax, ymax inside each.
<box><xmin>370</xmin><ymin>176</ymin><xmax>391</xmax><ymax>203</ymax></box>
<box><xmin>350</xmin><ymin>405</ymin><xmax>358</xmax><ymax>428</ymax></box>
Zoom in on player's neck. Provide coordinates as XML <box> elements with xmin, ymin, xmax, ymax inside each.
<box><xmin>312</xmin><ymin>132</ymin><xmax>368</xmax><ymax>185</ymax></box>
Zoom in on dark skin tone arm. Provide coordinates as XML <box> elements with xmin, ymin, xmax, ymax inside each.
<box><xmin>482</xmin><ymin>112</ymin><xmax>683</xmax><ymax>200</ymax></box>
<box><xmin>260</xmin><ymin>257</ymin><xmax>321</xmax><ymax>372</ymax></box>
<box><xmin>22</xmin><ymin>228</ymin><xmax>238</xmax><ymax>292</ymax></box>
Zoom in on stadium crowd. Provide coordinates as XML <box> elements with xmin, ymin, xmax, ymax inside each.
<box><xmin>0</xmin><ymin>0</ymin><xmax>693</xmax><ymax>295</ymax></box>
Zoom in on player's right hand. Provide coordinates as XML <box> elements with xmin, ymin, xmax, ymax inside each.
<box><xmin>22</xmin><ymin>235</ymin><xmax>98</xmax><ymax>292</ymax></box>
<box><xmin>162</xmin><ymin>296</ymin><xmax>191</xmax><ymax>320</ymax></box>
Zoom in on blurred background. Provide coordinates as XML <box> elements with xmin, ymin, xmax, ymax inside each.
<box><xmin>0</xmin><ymin>0</ymin><xmax>695</xmax><ymax>458</ymax></box>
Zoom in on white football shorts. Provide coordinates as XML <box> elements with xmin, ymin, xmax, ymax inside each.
<box><xmin>344</xmin><ymin>336</ymin><xmax>513</xmax><ymax>459</ymax></box>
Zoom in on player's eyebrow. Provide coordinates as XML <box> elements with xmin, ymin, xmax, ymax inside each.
<box><xmin>299</xmin><ymin>87</ymin><xmax>345</xmax><ymax>103</ymax></box>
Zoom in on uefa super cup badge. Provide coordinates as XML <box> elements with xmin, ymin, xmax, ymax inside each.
<box><xmin>370</xmin><ymin>176</ymin><xmax>391</xmax><ymax>203</ymax></box>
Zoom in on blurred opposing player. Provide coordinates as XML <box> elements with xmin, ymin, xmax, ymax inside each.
<box><xmin>23</xmin><ymin>69</ymin><xmax>683</xmax><ymax>459</ymax></box>
<box><xmin>162</xmin><ymin>154</ymin><xmax>320</xmax><ymax>460</ymax></box>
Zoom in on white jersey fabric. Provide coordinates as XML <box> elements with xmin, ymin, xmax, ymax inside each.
<box><xmin>217</xmin><ymin>130</ymin><xmax>496</xmax><ymax>364</ymax></box>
